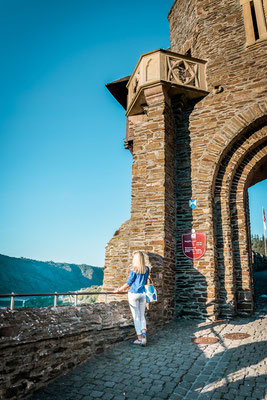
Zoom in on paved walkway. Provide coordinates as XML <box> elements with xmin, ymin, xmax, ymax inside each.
<box><xmin>30</xmin><ymin>279</ymin><xmax>267</xmax><ymax>400</ymax></box>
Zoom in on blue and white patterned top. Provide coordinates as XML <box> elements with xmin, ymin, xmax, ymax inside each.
<box><xmin>126</xmin><ymin>268</ymin><xmax>149</xmax><ymax>293</ymax></box>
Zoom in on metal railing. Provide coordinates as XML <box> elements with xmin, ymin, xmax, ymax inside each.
<box><xmin>0</xmin><ymin>291</ymin><xmax>127</xmax><ymax>310</ymax></box>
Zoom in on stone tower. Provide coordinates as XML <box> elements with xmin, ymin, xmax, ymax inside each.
<box><xmin>103</xmin><ymin>0</ymin><xmax>267</xmax><ymax>322</ymax></box>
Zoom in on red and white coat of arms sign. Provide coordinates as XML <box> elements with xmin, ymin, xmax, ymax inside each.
<box><xmin>182</xmin><ymin>230</ymin><xmax>206</xmax><ymax>260</ymax></box>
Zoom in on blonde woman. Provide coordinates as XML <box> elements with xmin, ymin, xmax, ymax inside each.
<box><xmin>113</xmin><ymin>251</ymin><xmax>149</xmax><ymax>345</ymax></box>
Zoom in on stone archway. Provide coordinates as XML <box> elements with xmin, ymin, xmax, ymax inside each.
<box><xmin>230</xmin><ymin>144</ymin><xmax>267</xmax><ymax>314</ymax></box>
<box><xmin>212</xmin><ymin>114</ymin><xmax>267</xmax><ymax>317</ymax></box>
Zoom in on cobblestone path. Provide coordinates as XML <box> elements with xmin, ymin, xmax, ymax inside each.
<box><xmin>30</xmin><ymin>269</ymin><xmax>267</xmax><ymax>400</ymax></box>
<box><xmin>29</xmin><ymin>300</ymin><xmax>267</xmax><ymax>400</ymax></box>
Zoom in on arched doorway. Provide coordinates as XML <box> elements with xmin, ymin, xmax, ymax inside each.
<box><xmin>213</xmin><ymin>116</ymin><xmax>267</xmax><ymax>317</ymax></box>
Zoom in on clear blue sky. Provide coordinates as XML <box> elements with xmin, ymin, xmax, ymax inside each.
<box><xmin>249</xmin><ymin>181</ymin><xmax>267</xmax><ymax>238</ymax></box>
<box><xmin>0</xmin><ymin>0</ymin><xmax>173</xmax><ymax>266</ymax></box>
<box><xmin>0</xmin><ymin>0</ymin><xmax>266</xmax><ymax>267</ymax></box>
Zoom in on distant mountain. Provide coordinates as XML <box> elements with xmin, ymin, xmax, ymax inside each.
<box><xmin>0</xmin><ymin>254</ymin><xmax>104</xmax><ymax>294</ymax></box>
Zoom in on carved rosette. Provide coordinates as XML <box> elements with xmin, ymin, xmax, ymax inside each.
<box><xmin>167</xmin><ymin>57</ymin><xmax>199</xmax><ymax>88</ymax></box>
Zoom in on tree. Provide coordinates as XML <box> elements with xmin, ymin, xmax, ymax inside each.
<box><xmin>251</xmin><ymin>234</ymin><xmax>266</xmax><ymax>255</ymax></box>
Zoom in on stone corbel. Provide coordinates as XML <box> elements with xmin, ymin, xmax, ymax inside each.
<box><xmin>142</xmin><ymin>84</ymin><xmax>172</xmax><ymax>118</ymax></box>
<box><xmin>143</xmin><ymin>85</ymin><xmax>172</xmax><ymax>108</ymax></box>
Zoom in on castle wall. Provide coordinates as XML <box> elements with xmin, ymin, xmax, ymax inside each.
<box><xmin>102</xmin><ymin>85</ymin><xmax>176</xmax><ymax>325</ymax></box>
<box><xmin>102</xmin><ymin>219</ymin><xmax>131</xmax><ymax>297</ymax></box>
<box><xmin>103</xmin><ymin>0</ymin><xmax>267</xmax><ymax>320</ymax></box>
<box><xmin>169</xmin><ymin>0</ymin><xmax>267</xmax><ymax>317</ymax></box>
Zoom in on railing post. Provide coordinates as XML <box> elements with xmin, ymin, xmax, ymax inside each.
<box><xmin>54</xmin><ymin>292</ymin><xmax>57</xmax><ymax>307</ymax></box>
<box><xmin>10</xmin><ymin>293</ymin><xmax>15</xmax><ymax>310</ymax></box>
<box><xmin>74</xmin><ymin>294</ymin><xmax>78</xmax><ymax>306</ymax></box>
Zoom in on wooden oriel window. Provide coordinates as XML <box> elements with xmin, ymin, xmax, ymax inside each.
<box><xmin>240</xmin><ymin>0</ymin><xmax>267</xmax><ymax>45</ymax></box>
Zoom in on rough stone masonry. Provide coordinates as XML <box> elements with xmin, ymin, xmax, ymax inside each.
<box><xmin>103</xmin><ymin>0</ymin><xmax>267</xmax><ymax>321</ymax></box>
<box><xmin>0</xmin><ymin>303</ymin><xmax>135</xmax><ymax>400</ymax></box>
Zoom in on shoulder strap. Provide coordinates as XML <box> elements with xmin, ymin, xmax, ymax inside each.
<box><xmin>146</xmin><ymin>267</ymin><xmax>155</xmax><ymax>285</ymax></box>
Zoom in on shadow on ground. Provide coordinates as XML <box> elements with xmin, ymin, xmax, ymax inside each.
<box><xmin>29</xmin><ymin>283</ymin><xmax>267</xmax><ymax>400</ymax></box>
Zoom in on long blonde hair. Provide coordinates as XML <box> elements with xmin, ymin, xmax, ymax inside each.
<box><xmin>132</xmin><ymin>251</ymin><xmax>146</xmax><ymax>274</ymax></box>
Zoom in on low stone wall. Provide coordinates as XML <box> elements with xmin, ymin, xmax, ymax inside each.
<box><xmin>252</xmin><ymin>251</ymin><xmax>267</xmax><ymax>272</ymax></box>
<box><xmin>0</xmin><ymin>302</ymin><xmax>135</xmax><ymax>400</ymax></box>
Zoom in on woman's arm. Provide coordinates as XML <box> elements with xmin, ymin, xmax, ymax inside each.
<box><xmin>113</xmin><ymin>269</ymin><xmax>136</xmax><ymax>293</ymax></box>
<box><xmin>113</xmin><ymin>283</ymin><xmax>130</xmax><ymax>293</ymax></box>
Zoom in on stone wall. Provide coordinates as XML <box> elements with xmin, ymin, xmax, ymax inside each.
<box><xmin>129</xmin><ymin>85</ymin><xmax>176</xmax><ymax>324</ymax></box>
<box><xmin>103</xmin><ymin>0</ymin><xmax>267</xmax><ymax>321</ymax></box>
<box><xmin>168</xmin><ymin>0</ymin><xmax>267</xmax><ymax>318</ymax></box>
<box><xmin>101</xmin><ymin>219</ymin><xmax>131</xmax><ymax>298</ymax></box>
<box><xmin>172</xmin><ymin>96</ymin><xmax>217</xmax><ymax>319</ymax></box>
<box><xmin>0</xmin><ymin>303</ymin><xmax>134</xmax><ymax>400</ymax></box>
<box><xmin>102</xmin><ymin>85</ymin><xmax>177</xmax><ymax>326</ymax></box>
<box><xmin>252</xmin><ymin>251</ymin><xmax>267</xmax><ymax>271</ymax></box>
<box><xmin>168</xmin><ymin>0</ymin><xmax>198</xmax><ymax>55</ymax></box>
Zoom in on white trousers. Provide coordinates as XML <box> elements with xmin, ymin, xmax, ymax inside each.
<box><xmin>128</xmin><ymin>292</ymin><xmax>147</xmax><ymax>335</ymax></box>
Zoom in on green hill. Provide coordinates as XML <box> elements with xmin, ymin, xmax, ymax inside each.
<box><xmin>0</xmin><ymin>254</ymin><xmax>104</xmax><ymax>295</ymax></box>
